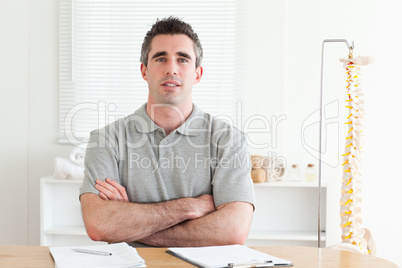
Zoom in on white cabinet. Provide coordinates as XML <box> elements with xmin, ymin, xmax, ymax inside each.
<box><xmin>40</xmin><ymin>177</ymin><xmax>106</xmax><ymax>246</ymax></box>
<box><xmin>246</xmin><ymin>180</ymin><xmax>338</xmax><ymax>247</ymax></box>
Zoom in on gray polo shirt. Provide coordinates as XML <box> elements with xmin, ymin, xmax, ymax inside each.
<box><xmin>80</xmin><ymin>103</ymin><xmax>254</xmax><ymax>209</ymax></box>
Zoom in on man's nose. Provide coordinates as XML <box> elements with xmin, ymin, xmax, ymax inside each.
<box><xmin>165</xmin><ymin>61</ymin><xmax>178</xmax><ymax>75</ymax></box>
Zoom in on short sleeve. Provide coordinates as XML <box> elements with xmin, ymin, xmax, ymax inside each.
<box><xmin>79</xmin><ymin>128</ymin><xmax>120</xmax><ymax>199</ymax></box>
<box><xmin>210</xmin><ymin>124</ymin><xmax>255</xmax><ymax>209</ymax></box>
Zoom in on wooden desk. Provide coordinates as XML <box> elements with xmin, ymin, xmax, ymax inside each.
<box><xmin>0</xmin><ymin>245</ymin><xmax>397</xmax><ymax>268</ymax></box>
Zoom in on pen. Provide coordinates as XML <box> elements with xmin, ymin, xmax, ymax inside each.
<box><xmin>72</xmin><ymin>248</ymin><xmax>112</xmax><ymax>256</ymax></box>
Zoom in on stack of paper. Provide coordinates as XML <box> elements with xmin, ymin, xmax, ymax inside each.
<box><xmin>167</xmin><ymin>244</ymin><xmax>293</xmax><ymax>267</ymax></box>
<box><xmin>49</xmin><ymin>242</ymin><xmax>146</xmax><ymax>268</ymax></box>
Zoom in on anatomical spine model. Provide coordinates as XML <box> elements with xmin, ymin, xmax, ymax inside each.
<box><xmin>339</xmin><ymin>55</ymin><xmax>373</xmax><ymax>254</ymax></box>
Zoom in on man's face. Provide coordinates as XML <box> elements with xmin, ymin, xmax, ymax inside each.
<box><xmin>141</xmin><ymin>34</ymin><xmax>203</xmax><ymax>107</ymax></box>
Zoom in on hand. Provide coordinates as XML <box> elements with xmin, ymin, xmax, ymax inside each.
<box><xmin>187</xmin><ymin>194</ymin><xmax>216</xmax><ymax>219</ymax></box>
<box><xmin>95</xmin><ymin>178</ymin><xmax>129</xmax><ymax>202</ymax></box>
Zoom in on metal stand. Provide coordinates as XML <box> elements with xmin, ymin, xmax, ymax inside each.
<box><xmin>318</xmin><ymin>39</ymin><xmax>354</xmax><ymax>247</ymax></box>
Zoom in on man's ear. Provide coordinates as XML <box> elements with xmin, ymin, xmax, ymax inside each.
<box><xmin>141</xmin><ymin>63</ymin><xmax>148</xmax><ymax>81</ymax></box>
<box><xmin>194</xmin><ymin>66</ymin><xmax>203</xmax><ymax>85</ymax></box>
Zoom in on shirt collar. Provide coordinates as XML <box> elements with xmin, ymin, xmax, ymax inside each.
<box><xmin>133</xmin><ymin>103</ymin><xmax>160</xmax><ymax>133</ymax></box>
<box><xmin>133</xmin><ymin>103</ymin><xmax>206</xmax><ymax>136</ymax></box>
<box><xmin>176</xmin><ymin>104</ymin><xmax>206</xmax><ymax>136</ymax></box>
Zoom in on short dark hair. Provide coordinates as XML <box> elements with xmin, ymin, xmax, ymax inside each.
<box><xmin>140</xmin><ymin>16</ymin><xmax>203</xmax><ymax>68</ymax></box>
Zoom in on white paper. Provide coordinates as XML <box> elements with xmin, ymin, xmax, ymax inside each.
<box><xmin>50</xmin><ymin>242</ymin><xmax>146</xmax><ymax>268</ymax></box>
<box><xmin>168</xmin><ymin>244</ymin><xmax>293</xmax><ymax>268</ymax></box>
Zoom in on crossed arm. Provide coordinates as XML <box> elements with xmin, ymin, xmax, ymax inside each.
<box><xmin>80</xmin><ymin>178</ymin><xmax>254</xmax><ymax>247</ymax></box>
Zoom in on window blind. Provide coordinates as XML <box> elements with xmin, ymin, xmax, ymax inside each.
<box><xmin>59</xmin><ymin>0</ymin><xmax>247</xmax><ymax>143</ymax></box>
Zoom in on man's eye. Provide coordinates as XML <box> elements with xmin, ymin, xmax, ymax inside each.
<box><xmin>156</xmin><ymin>58</ymin><xmax>165</xmax><ymax>62</ymax></box>
<box><xmin>179</xmin><ymin>58</ymin><xmax>188</xmax><ymax>63</ymax></box>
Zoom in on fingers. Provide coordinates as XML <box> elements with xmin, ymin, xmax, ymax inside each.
<box><xmin>95</xmin><ymin>179</ymin><xmax>124</xmax><ymax>201</ymax></box>
<box><xmin>95</xmin><ymin>179</ymin><xmax>129</xmax><ymax>202</ymax></box>
<box><xmin>99</xmin><ymin>192</ymin><xmax>109</xmax><ymax>200</ymax></box>
<box><xmin>105</xmin><ymin>178</ymin><xmax>129</xmax><ymax>201</ymax></box>
<box><xmin>95</xmin><ymin>180</ymin><xmax>118</xmax><ymax>200</ymax></box>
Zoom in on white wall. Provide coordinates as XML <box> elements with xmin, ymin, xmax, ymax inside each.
<box><xmin>0</xmin><ymin>0</ymin><xmax>401</xmax><ymax>266</ymax></box>
<box><xmin>0</xmin><ymin>0</ymin><xmax>29</xmax><ymax>245</ymax></box>
<box><xmin>0</xmin><ymin>0</ymin><xmax>73</xmax><ymax>245</ymax></box>
<box><xmin>244</xmin><ymin>0</ymin><xmax>286</xmax><ymax>157</ymax></box>
<box><xmin>26</xmin><ymin>0</ymin><xmax>74</xmax><ymax>246</ymax></box>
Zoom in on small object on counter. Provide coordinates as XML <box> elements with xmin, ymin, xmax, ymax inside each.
<box><xmin>289</xmin><ymin>164</ymin><xmax>301</xmax><ymax>182</ymax></box>
<box><xmin>251</xmin><ymin>169</ymin><xmax>267</xmax><ymax>183</ymax></box>
<box><xmin>265</xmin><ymin>157</ymin><xmax>285</xmax><ymax>182</ymax></box>
<box><xmin>250</xmin><ymin>155</ymin><xmax>285</xmax><ymax>183</ymax></box>
<box><xmin>305</xmin><ymin>164</ymin><xmax>317</xmax><ymax>181</ymax></box>
<box><xmin>250</xmin><ymin>155</ymin><xmax>264</xmax><ymax>169</ymax></box>
<box><xmin>53</xmin><ymin>144</ymin><xmax>87</xmax><ymax>180</ymax></box>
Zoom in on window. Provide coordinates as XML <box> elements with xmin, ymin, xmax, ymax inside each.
<box><xmin>59</xmin><ymin>0</ymin><xmax>247</xmax><ymax>143</ymax></box>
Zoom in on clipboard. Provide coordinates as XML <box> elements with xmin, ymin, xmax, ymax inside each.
<box><xmin>167</xmin><ymin>250</ymin><xmax>276</xmax><ymax>267</ymax></box>
<box><xmin>166</xmin><ymin>245</ymin><xmax>293</xmax><ymax>268</ymax></box>
<box><xmin>166</xmin><ymin>250</ymin><xmax>206</xmax><ymax>268</ymax></box>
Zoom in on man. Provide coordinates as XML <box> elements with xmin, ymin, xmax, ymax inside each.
<box><xmin>79</xmin><ymin>17</ymin><xmax>254</xmax><ymax>247</ymax></box>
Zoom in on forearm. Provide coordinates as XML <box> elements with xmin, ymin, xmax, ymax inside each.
<box><xmin>81</xmin><ymin>193</ymin><xmax>207</xmax><ymax>243</ymax></box>
<box><xmin>138</xmin><ymin>201</ymin><xmax>253</xmax><ymax>247</ymax></box>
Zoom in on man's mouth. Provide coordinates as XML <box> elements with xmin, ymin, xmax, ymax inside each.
<box><xmin>161</xmin><ymin>81</ymin><xmax>180</xmax><ymax>89</ymax></box>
